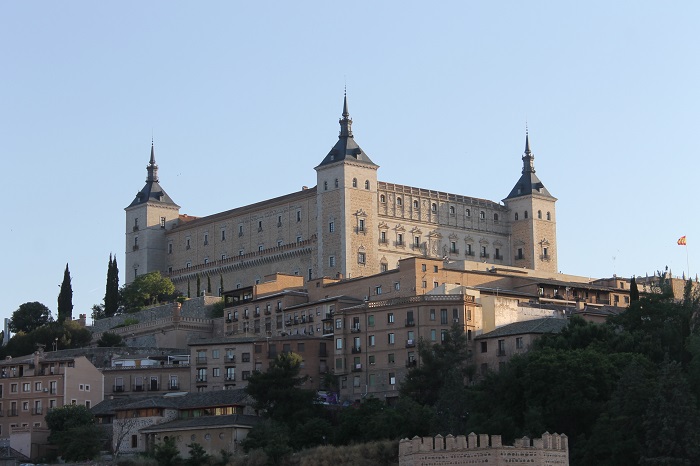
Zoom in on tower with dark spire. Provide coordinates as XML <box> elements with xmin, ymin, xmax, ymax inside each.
<box><xmin>315</xmin><ymin>93</ymin><xmax>379</xmax><ymax>279</ymax></box>
<box><xmin>125</xmin><ymin>142</ymin><xmax>181</xmax><ymax>284</ymax></box>
<box><xmin>503</xmin><ymin>131</ymin><xmax>558</xmax><ymax>273</ymax></box>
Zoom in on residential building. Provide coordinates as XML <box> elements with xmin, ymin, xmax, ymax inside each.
<box><xmin>0</xmin><ymin>349</ymin><xmax>104</xmax><ymax>460</ymax></box>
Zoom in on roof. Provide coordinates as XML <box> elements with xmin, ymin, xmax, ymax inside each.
<box><xmin>504</xmin><ymin>133</ymin><xmax>555</xmax><ymax>200</ymax></box>
<box><xmin>126</xmin><ymin>144</ymin><xmax>179</xmax><ymax>209</ymax></box>
<box><xmin>104</xmin><ymin>389</ymin><xmax>253</xmax><ymax>413</ymax></box>
<box><xmin>475</xmin><ymin>317</ymin><xmax>569</xmax><ymax>340</ymax></box>
<box><xmin>316</xmin><ymin>94</ymin><xmax>377</xmax><ymax>169</ymax></box>
<box><xmin>140</xmin><ymin>413</ymin><xmax>261</xmax><ymax>433</ymax></box>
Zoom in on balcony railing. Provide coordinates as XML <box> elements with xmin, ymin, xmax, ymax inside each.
<box><xmin>351</xmin><ymin>346</ymin><xmax>362</xmax><ymax>354</ymax></box>
<box><xmin>225</xmin><ymin>376</ymin><xmax>236</xmax><ymax>381</ymax></box>
<box><xmin>169</xmin><ymin>383</ymin><xmax>180</xmax><ymax>390</ymax></box>
<box><xmin>7</xmin><ymin>410</ymin><xmax>18</xmax><ymax>417</ymax></box>
<box><xmin>133</xmin><ymin>385</ymin><xmax>144</xmax><ymax>392</ymax></box>
<box><xmin>465</xmin><ymin>251</ymin><xmax>475</xmax><ymax>257</ymax></box>
<box><xmin>352</xmin><ymin>364</ymin><xmax>362</xmax><ymax>372</ymax></box>
<box><xmin>196</xmin><ymin>357</ymin><xmax>208</xmax><ymax>364</ymax></box>
<box><xmin>32</xmin><ymin>408</ymin><xmax>43</xmax><ymax>415</ymax></box>
<box><xmin>195</xmin><ymin>376</ymin><xmax>207</xmax><ymax>383</ymax></box>
<box><xmin>405</xmin><ymin>319</ymin><xmax>415</xmax><ymax>327</ymax></box>
<box><xmin>351</xmin><ymin>326</ymin><xmax>361</xmax><ymax>333</ymax></box>
<box><xmin>540</xmin><ymin>254</ymin><xmax>551</xmax><ymax>261</ymax></box>
<box><xmin>113</xmin><ymin>385</ymin><xmax>124</xmax><ymax>392</ymax></box>
<box><xmin>494</xmin><ymin>254</ymin><xmax>504</xmax><ymax>260</ymax></box>
<box><xmin>406</xmin><ymin>360</ymin><xmax>417</xmax><ymax>368</ymax></box>
<box><xmin>225</xmin><ymin>355</ymin><xmax>236</xmax><ymax>363</ymax></box>
<box><xmin>480</xmin><ymin>253</ymin><xmax>490</xmax><ymax>259</ymax></box>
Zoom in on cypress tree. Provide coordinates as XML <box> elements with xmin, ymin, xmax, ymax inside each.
<box><xmin>220</xmin><ymin>275</ymin><xmax>224</xmax><ymax>297</ymax></box>
<box><xmin>104</xmin><ymin>254</ymin><xmax>120</xmax><ymax>317</ymax></box>
<box><xmin>630</xmin><ymin>276</ymin><xmax>639</xmax><ymax>302</ymax></box>
<box><xmin>57</xmin><ymin>263</ymin><xmax>73</xmax><ymax>324</ymax></box>
<box><xmin>196</xmin><ymin>274</ymin><xmax>201</xmax><ymax>297</ymax></box>
<box><xmin>207</xmin><ymin>274</ymin><xmax>212</xmax><ymax>294</ymax></box>
<box><xmin>187</xmin><ymin>279</ymin><xmax>191</xmax><ymax>298</ymax></box>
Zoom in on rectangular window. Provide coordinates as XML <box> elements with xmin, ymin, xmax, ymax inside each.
<box><xmin>389</xmin><ymin>373</ymin><xmax>396</xmax><ymax>385</ymax></box>
<box><xmin>388</xmin><ymin>353</ymin><xmax>395</xmax><ymax>364</ymax></box>
<box><xmin>431</xmin><ymin>329</ymin><xmax>436</xmax><ymax>341</ymax></box>
<box><xmin>239</xmin><ymin>224</ymin><xmax>244</xmax><ymax>236</ymax></box>
<box><xmin>131</xmin><ymin>435</ymin><xmax>138</xmax><ymax>448</ymax></box>
<box><xmin>388</xmin><ymin>333</ymin><xmax>395</xmax><ymax>344</ymax></box>
<box><xmin>368</xmin><ymin>335</ymin><xmax>375</xmax><ymax>346</ymax></box>
<box><xmin>336</xmin><ymin>338</ymin><xmax>343</xmax><ymax>350</ymax></box>
<box><xmin>359</xmin><ymin>219</ymin><xmax>365</xmax><ymax>231</ymax></box>
<box><xmin>329</xmin><ymin>256</ymin><xmax>336</xmax><ymax>267</ymax></box>
<box><xmin>368</xmin><ymin>315</ymin><xmax>375</xmax><ymax>327</ymax></box>
<box><xmin>160</xmin><ymin>217</ymin><xmax>166</xmax><ymax>228</ymax></box>
<box><xmin>329</xmin><ymin>222</ymin><xmax>334</xmax><ymax>233</ymax></box>
<box><xmin>480</xmin><ymin>341</ymin><xmax>488</xmax><ymax>353</ymax></box>
<box><xmin>380</xmin><ymin>231</ymin><xmax>386</xmax><ymax>243</ymax></box>
<box><xmin>221</xmin><ymin>229</ymin><xmax>226</xmax><ymax>241</ymax></box>
<box><xmin>375</xmin><ymin>285</ymin><xmax>381</xmax><ymax>294</ymax></box>
<box><xmin>297</xmin><ymin>210</ymin><xmax>302</xmax><ymax>222</ymax></box>
<box><xmin>358</xmin><ymin>252</ymin><xmax>366</xmax><ymax>264</ymax></box>
<box><xmin>440</xmin><ymin>309</ymin><xmax>448</xmax><ymax>325</ymax></box>
<box><xmin>397</xmin><ymin>233</ymin><xmax>404</xmax><ymax>246</ymax></box>
<box><xmin>203</xmin><ymin>233</ymin><xmax>209</xmax><ymax>245</ymax></box>
<box><xmin>168</xmin><ymin>243</ymin><xmax>173</xmax><ymax>254</ymax></box>
<box><xmin>336</xmin><ymin>358</ymin><xmax>343</xmax><ymax>370</ymax></box>
<box><xmin>213</xmin><ymin>367</ymin><xmax>221</xmax><ymax>377</ymax></box>
<box><xmin>387</xmin><ymin>313</ymin><xmax>394</xmax><ymax>323</ymax></box>
<box><xmin>242</xmin><ymin>353</ymin><xmax>251</xmax><ymax>362</ymax></box>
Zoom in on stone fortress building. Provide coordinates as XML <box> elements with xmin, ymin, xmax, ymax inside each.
<box><xmin>125</xmin><ymin>94</ymin><xmax>558</xmax><ymax>299</ymax></box>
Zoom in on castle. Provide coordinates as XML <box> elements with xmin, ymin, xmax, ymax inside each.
<box><xmin>125</xmin><ymin>94</ymin><xmax>557</xmax><ymax>295</ymax></box>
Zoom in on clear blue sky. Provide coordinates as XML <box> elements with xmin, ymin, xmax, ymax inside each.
<box><xmin>2</xmin><ymin>2</ymin><xmax>698</xmax><ymax>325</ymax></box>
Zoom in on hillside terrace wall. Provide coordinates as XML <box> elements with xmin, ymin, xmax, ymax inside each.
<box><xmin>399</xmin><ymin>432</ymin><xmax>568</xmax><ymax>466</ymax></box>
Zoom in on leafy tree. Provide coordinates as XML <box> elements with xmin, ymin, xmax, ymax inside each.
<box><xmin>245</xmin><ymin>352</ymin><xmax>318</xmax><ymax>427</ymax></box>
<box><xmin>0</xmin><ymin>321</ymin><xmax>92</xmax><ymax>358</ymax></box>
<box><xmin>57</xmin><ymin>263</ymin><xmax>73</xmax><ymax>324</ymax></box>
<box><xmin>400</xmin><ymin>324</ymin><xmax>471</xmax><ymax>406</ymax></box>
<box><xmin>240</xmin><ymin>419</ymin><xmax>292</xmax><ymax>465</ymax></box>
<box><xmin>91</xmin><ymin>304</ymin><xmax>105</xmax><ymax>321</ymax></box>
<box><xmin>153</xmin><ymin>437</ymin><xmax>182</xmax><ymax>466</ymax></box>
<box><xmin>120</xmin><ymin>271</ymin><xmax>176</xmax><ymax>312</ymax></box>
<box><xmin>630</xmin><ymin>276</ymin><xmax>640</xmax><ymax>302</ymax></box>
<box><xmin>96</xmin><ymin>332</ymin><xmax>125</xmax><ymax>347</ymax></box>
<box><xmin>46</xmin><ymin>405</ymin><xmax>103</xmax><ymax>461</ymax></box>
<box><xmin>9</xmin><ymin>301</ymin><xmax>51</xmax><ymax>333</ymax></box>
<box><xmin>186</xmin><ymin>442</ymin><xmax>210</xmax><ymax>466</ymax></box>
<box><xmin>104</xmin><ymin>254</ymin><xmax>121</xmax><ymax>317</ymax></box>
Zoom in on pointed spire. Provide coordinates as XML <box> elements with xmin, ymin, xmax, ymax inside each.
<box><xmin>339</xmin><ymin>89</ymin><xmax>353</xmax><ymax>138</ymax></box>
<box><xmin>521</xmin><ymin>127</ymin><xmax>535</xmax><ymax>174</ymax></box>
<box><xmin>146</xmin><ymin>141</ymin><xmax>159</xmax><ymax>183</ymax></box>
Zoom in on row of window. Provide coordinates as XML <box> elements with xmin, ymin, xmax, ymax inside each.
<box><xmin>323</xmin><ymin>178</ymin><xmax>371</xmax><ymax>190</ymax></box>
<box><xmin>514</xmin><ymin>210</ymin><xmax>552</xmax><ymax>221</ymax></box>
<box><xmin>0</xmin><ymin>380</ymin><xmax>61</xmax><ymax>395</ymax></box>
<box><xmin>379</xmin><ymin>197</ymin><xmax>501</xmax><ymax>220</ymax></box>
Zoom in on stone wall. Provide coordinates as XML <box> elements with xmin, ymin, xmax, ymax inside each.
<box><xmin>399</xmin><ymin>432</ymin><xmax>568</xmax><ymax>466</ymax></box>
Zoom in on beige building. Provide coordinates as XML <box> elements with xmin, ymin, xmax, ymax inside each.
<box><xmin>125</xmin><ymin>95</ymin><xmax>559</xmax><ymax>295</ymax></box>
<box><xmin>0</xmin><ymin>350</ymin><xmax>104</xmax><ymax>460</ymax></box>
<box><xmin>103</xmin><ymin>353</ymin><xmax>191</xmax><ymax>399</ymax></box>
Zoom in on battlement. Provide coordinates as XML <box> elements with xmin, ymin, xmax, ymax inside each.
<box><xmin>399</xmin><ymin>432</ymin><xmax>568</xmax><ymax>466</ymax></box>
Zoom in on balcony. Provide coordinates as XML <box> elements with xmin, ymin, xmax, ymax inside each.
<box><xmin>113</xmin><ymin>385</ymin><xmax>124</xmax><ymax>393</ymax></box>
<box><xmin>352</xmin><ymin>364</ymin><xmax>363</xmax><ymax>372</ymax></box>
<box><xmin>406</xmin><ymin>339</ymin><xmax>416</xmax><ymax>348</ymax></box>
<box><xmin>225</xmin><ymin>376</ymin><xmax>236</xmax><ymax>381</ymax></box>
<box><xmin>32</xmin><ymin>408</ymin><xmax>43</xmax><ymax>415</ymax></box>
<box><xmin>494</xmin><ymin>254</ymin><xmax>504</xmax><ymax>260</ymax></box>
<box><xmin>378</xmin><ymin>238</ymin><xmax>388</xmax><ymax>245</ymax></box>
<box><xmin>196</xmin><ymin>376</ymin><xmax>207</xmax><ymax>383</ymax></box>
<box><xmin>411</xmin><ymin>243</ymin><xmax>422</xmax><ymax>251</ymax></box>
<box><xmin>351</xmin><ymin>346</ymin><xmax>362</xmax><ymax>354</ymax></box>
<box><xmin>264</xmin><ymin>309</ymin><xmax>271</xmax><ymax>315</ymax></box>
<box><xmin>540</xmin><ymin>254</ymin><xmax>551</xmax><ymax>261</ymax></box>
<box><xmin>196</xmin><ymin>356</ymin><xmax>208</xmax><ymax>364</ymax></box>
<box><xmin>7</xmin><ymin>410</ymin><xmax>18</xmax><ymax>417</ymax></box>
<box><xmin>480</xmin><ymin>253</ymin><xmax>490</xmax><ymax>259</ymax></box>
<box><xmin>406</xmin><ymin>359</ymin><xmax>417</xmax><ymax>368</ymax></box>
<box><xmin>132</xmin><ymin>245</ymin><xmax>139</xmax><ymax>251</ymax></box>
<box><xmin>351</xmin><ymin>326</ymin><xmax>361</xmax><ymax>333</ymax></box>
<box><xmin>465</xmin><ymin>251</ymin><xmax>475</xmax><ymax>257</ymax></box>
<box><xmin>169</xmin><ymin>383</ymin><xmax>180</xmax><ymax>390</ymax></box>
<box><xmin>449</xmin><ymin>248</ymin><xmax>459</xmax><ymax>255</ymax></box>
<box><xmin>405</xmin><ymin>319</ymin><xmax>415</xmax><ymax>327</ymax></box>
<box><xmin>133</xmin><ymin>385</ymin><xmax>144</xmax><ymax>392</ymax></box>
<box><xmin>225</xmin><ymin>355</ymin><xmax>236</xmax><ymax>363</ymax></box>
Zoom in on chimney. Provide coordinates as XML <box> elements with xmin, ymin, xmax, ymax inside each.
<box><xmin>78</xmin><ymin>314</ymin><xmax>87</xmax><ymax>327</ymax></box>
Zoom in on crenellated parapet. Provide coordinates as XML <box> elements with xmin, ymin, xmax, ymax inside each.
<box><xmin>399</xmin><ymin>432</ymin><xmax>568</xmax><ymax>466</ymax></box>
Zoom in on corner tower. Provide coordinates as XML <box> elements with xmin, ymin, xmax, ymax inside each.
<box><xmin>315</xmin><ymin>94</ymin><xmax>379</xmax><ymax>279</ymax></box>
<box><xmin>125</xmin><ymin>143</ymin><xmax>180</xmax><ymax>284</ymax></box>
<box><xmin>503</xmin><ymin>131</ymin><xmax>558</xmax><ymax>273</ymax></box>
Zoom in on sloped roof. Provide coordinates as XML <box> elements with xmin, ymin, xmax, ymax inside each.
<box><xmin>140</xmin><ymin>413</ymin><xmax>261</xmax><ymax>433</ymax></box>
<box><xmin>475</xmin><ymin>317</ymin><xmax>568</xmax><ymax>340</ymax></box>
<box><xmin>316</xmin><ymin>95</ymin><xmax>377</xmax><ymax>168</ymax></box>
<box><xmin>126</xmin><ymin>144</ymin><xmax>179</xmax><ymax>209</ymax></box>
<box><xmin>504</xmin><ymin>133</ymin><xmax>555</xmax><ymax>200</ymax></box>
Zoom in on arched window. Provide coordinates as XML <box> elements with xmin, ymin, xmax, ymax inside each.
<box><xmin>334</xmin><ymin>178</ymin><xmax>339</xmax><ymax>188</ymax></box>
<box><xmin>538</xmin><ymin>210</ymin><xmax>542</xmax><ymax>219</ymax></box>
<box><xmin>396</xmin><ymin>197</ymin><xmax>402</xmax><ymax>206</ymax></box>
<box><xmin>479</xmin><ymin>211</ymin><xmax>485</xmax><ymax>220</ymax></box>
<box><xmin>431</xmin><ymin>203</ymin><xmax>437</xmax><ymax>213</ymax></box>
<box><xmin>493</xmin><ymin>213</ymin><xmax>499</xmax><ymax>222</ymax></box>
<box><xmin>324</xmin><ymin>181</ymin><xmax>328</xmax><ymax>191</ymax></box>
<box><xmin>515</xmin><ymin>213</ymin><xmax>519</xmax><ymax>220</ymax></box>
<box><xmin>524</xmin><ymin>211</ymin><xmax>529</xmax><ymax>219</ymax></box>
<box><xmin>380</xmin><ymin>194</ymin><xmax>386</xmax><ymax>203</ymax></box>
<box><xmin>547</xmin><ymin>212</ymin><xmax>551</xmax><ymax>221</ymax></box>
<box><xmin>465</xmin><ymin>209</ymin><xmax>471</xmax><ymax>217</ymax></box>
<box><xmin>449</xmin><ymin>206</ymin><xmax>455</xmax><ymax>215</ymax></box>
<box><xmin>365</xmin><ymin>180</ymin><xmax>370</xmax><ymax>190</ymax></box>
<box><xmin>352</xmin><ymin>178</ymin><xmax>357</xmax><ymax>188</ymax></box>
<box><xmin>413</xmin><ymin>200</ymin><xmax>419</xmax><ymax>209</ymax></box>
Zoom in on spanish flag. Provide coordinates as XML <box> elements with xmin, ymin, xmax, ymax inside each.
<box><xmin>678</xmin><ymin>236</ymin><xmax>687</xmax><ymax>246</ymax></box>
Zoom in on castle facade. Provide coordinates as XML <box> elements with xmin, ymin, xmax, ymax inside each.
<box><xmin>125</xmin><ymin>95</ymin><xmax>557</xmax><ymax>293</ymax></box>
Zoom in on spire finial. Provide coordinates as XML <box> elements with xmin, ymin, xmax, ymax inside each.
<box><xmin>147</xmin><ymin>141</ymin><xmax>159</xmax><ymax>183</ymax></box>
<box><xmin>521</xmin><ymin>126</ymin><xmax>535</xmax><ymax>174</ymax></box>
<box><xmin>339</xmin><ymin>89</ymin><xmax>353</xmax><ymax>138</ymax></box>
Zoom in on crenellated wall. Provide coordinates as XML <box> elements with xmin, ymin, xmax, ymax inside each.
<box><xmin>399</xmin><ymin>432</ymin><xmax>568</xmax><ymax>466</ymax></box>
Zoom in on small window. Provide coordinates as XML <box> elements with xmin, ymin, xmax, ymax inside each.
<box><xmin>297</xmin><ymin>210</ymin><xmax>302</xmax><ymax>222</ymax></box>
<box><xmin>449</xmin><ymin>205</ymin><xmax>455</xmax><ymax>215</ymax></box>
<box><xmin>329</xmin><ymin>256</ymin><xmax>336</xmax><ymax>267</ymax></box>
<box><xmin>329</xmin><ymin>222</ymin><xmax>334</xmax><ymax>233</ymax></box>
<box><xmin>538</xmin><ymin>210</ymin><xmax>542</xmax><ymax>219</ymax></box>
<box><xmin>168</xmin><ymin>243</ymin><xmax>172</xmax><ymax>254</ymax></box>
<box><xmin>421</xmin><ymin>264</ymin><xmax>427</xmax><ymax>272</ymax></box>
<box><xmin>547</xmin><ymin>212</ymin><xmax>551</xmax><ymax>221</ymax></box>
<box><xmin>358</xmin><ymin>252</ymin><xmax>366</xmax><ymax>264</ymax></box>
<box><xmin>413</xmin><ymin>200</ymin><xmax>419</xmax><ymax>209</ymax></box>
<box><xmin>160</xmin><ymin>217</ymin><xmax>166</xmax><ymax>228</ymax></box>
<box><xmin>480</xmin><ymin>341</ymin><xmax>488</xmax><ymax>353</ymax></box>
<box><xmin>221</xmin><ymin>229</ymin><xmax>226</xmax><ymax>241</ymax></box>
<box><xmin>466</xmin><ymin>208</ymin><xmax>471</xmax><ymax>217</ymax></box>
<box><xmin>359</xmin><ymin>219</ymin><xmax>365</xmax><ymax>231</ymax></box>
<box><xmin>334</xmin><ymin>178</ymin><xmax>339</xmax><ymax>188</ymax></box>
<box><xmin>396</xmin><ymin>197</ymin><xmax>402</xmax><ymax>206</ymax></box>
<box><xmin>258</xmin><ymin>245</ymin><xmax>264</xmax><ymax>252</ymax></box>
<box><xmin>324</xmin><ymin>181</ymin><xmax>328</xmax><ymax>190</ymax></box>
<box><xmin>388</xmin><ymin>333</ymin><xmax>395</xmax><ymax>344</ymax></box>
<box><xmin>515</xmin><ymin>212</ymin><xmax>519</xmax><ymax>220</ymax></box>
<box><xmin>479</xmin><ymin>211</ymin><xmax>485</xmax><ymax>220</ymax></box>
<box><xmin>365</xmin><ymin>180</ymin><xmax>370</xmax><ymax>189</ymax></box>
<box><xmin>431</xmin><ymin>203</ymin><xmax>437</xmax><ymax>213</ymax></box>
<box><xmin>352</xmin><ymin>178</ymin><xmax>357</xmax><ymax>188</ymax></box>
<box><xmin>494</xmin><ymin>213</ymin><xmax>499</xmax><ymax>222</ymax></box>
<box><xmin>380</xmin><ymin>194</ymin><xmax>386</xmax><ymax>203</ymax></box>
<box><xmin>204</xmin><ymin>233</ymin><xmax>209</xmax><ymax>245</ymax></box>
<box><xmin>524</xmin><ymin>211</ymin><xmax>529</xmax><ymax>219</ymax></box>
<box><xmin>375</xmin><ymin>285</ymin><xmax>382</xmax><ymax>295</ymax></box>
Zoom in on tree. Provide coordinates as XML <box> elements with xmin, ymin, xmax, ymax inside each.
<box><xmin>46</xmin><ymin>404</ymin><xmax>104</xmax><ymax>461</ymax></box>
<box><xmin>57</xmin><ymin>263</ymin><xmax>73</xmax><ymax>324</ymax></box>
<box><xmin>400</xmin><ymin>324</ymin><xmax>471</xmax><ymax>406</ymax></box>
<box><xmin>153</xmin><ymin>437</ymin><xmax>182</xmax><ymax>466</ymax></box>
<box><xmin>9</xmin><ymin>301</ymin><xmax>51</xmax><ymax>333</ymax></box>
<box><xmin>207</xmin><ymin>274</ymin><xmax>212</xmax><ymax>294</ymax></box>
<box><xmin>245</xmin><ymin>352</ymin><xmax>318</xmax><ymax>426</ymax></box>
<box><xmin>196</xmin><ymin>274</ymin><xmax>201</xmax><ymax>297</ymax></box>
<box><xmin>186</xmin><ymin>442</ymin><xmax>210</xmax><ymax>466</ymax></box>
<box><xmin>630</xmin><ymin>276</ymin><xmax>640</xmax><ymax>302</ymax></box>
<box><xmin>104</xmin><ymin>254</ymin><xmax>121</xmax><ymax>317</ymax></box>
<box><xmin>187</xmin><ymin>279</ymin><xmax>191</xmax><ymax>298</ymax></box>
<box><xmin>219</xmin><ymin>274</ymin><xmax>224</xmax><ymax>296</ymax></box>
<box><xmin>96</xmin><ymin>332</ymin><xmax>125</xmax><ymax>347</ymax></box>
<box><xmin>120</xmin><ymin>271</ymin><xmax>176</xmax><ymax>312</ymax></box>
